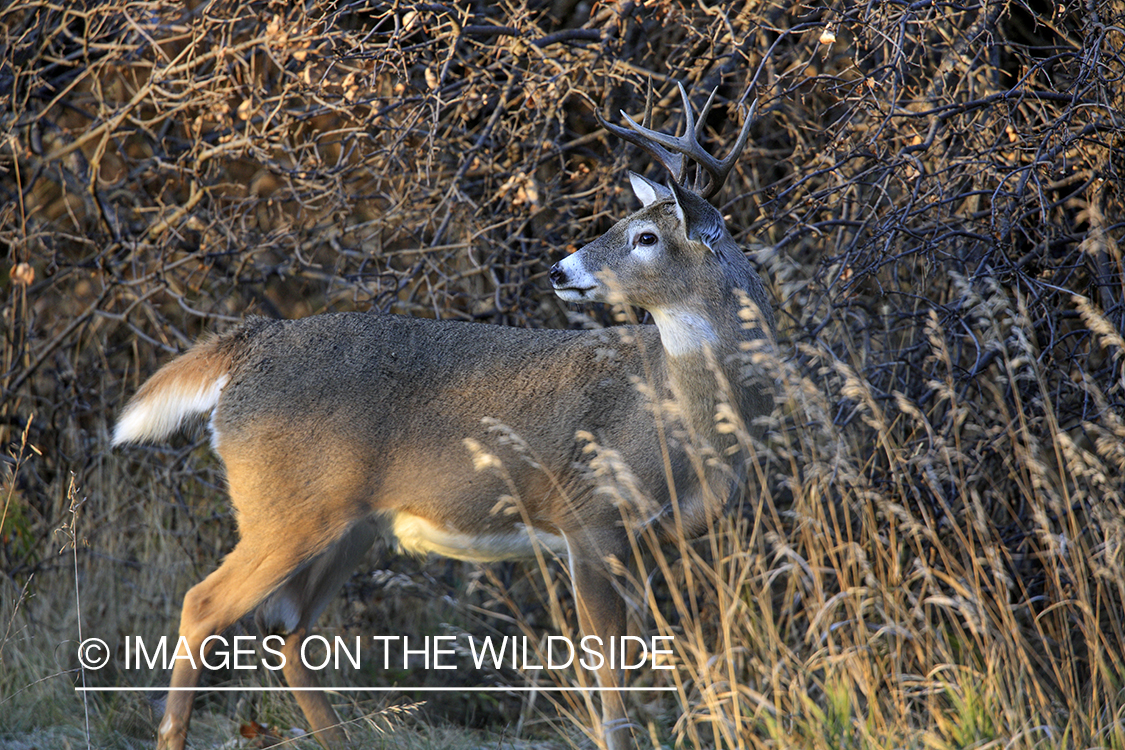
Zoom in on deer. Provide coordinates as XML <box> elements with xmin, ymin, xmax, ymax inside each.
<box><xmin>113</xmin><ymin>81</ymin><xmax>775</xmax><ymax>750</ymax></box>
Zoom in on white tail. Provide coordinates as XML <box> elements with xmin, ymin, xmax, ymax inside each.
<box><xmin>113</xmin><ymin>337</ymin><xmax>231</xmax><ymax>445</ymax></box>
<box><xmin>115</xmin><ymin>82</ymin><xmax>774</xmax><ymax>750</ymax></box>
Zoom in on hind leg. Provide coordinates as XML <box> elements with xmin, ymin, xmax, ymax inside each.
<box><xmin>257</xmin><ymin>522</ymin><xmax>377</xmax><ymax>749</ymax></box>
<box><xmin>158</xmin><ymin>537</ymin><xmax>326</xmax><ymax>750</ymax></box>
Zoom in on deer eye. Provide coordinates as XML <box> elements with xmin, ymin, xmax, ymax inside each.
<box><xmin>636</xmin><ymin>232</ymin><xmax>658</xmax><ymax>247</ymax></box>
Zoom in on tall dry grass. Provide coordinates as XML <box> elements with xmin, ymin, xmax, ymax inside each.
<box><xmin>2</xmin><ymin>0</ymin><xmax>1123</xmax><ymax>748</ymax></box>
<box><xmin>645</xmin><ymin>290</ymin><xmax>1125</xmax><ymax>748</ymax></box>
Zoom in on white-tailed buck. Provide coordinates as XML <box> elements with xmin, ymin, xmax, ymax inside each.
<box><xmin>114</xmin><ymin>82</ymin><xmax>775</xmax><ymax>750</ymax></box>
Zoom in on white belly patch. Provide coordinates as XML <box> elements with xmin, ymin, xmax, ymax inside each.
<box><xmin>388</xmin><ymin>512</ymin><xmax>568</xmax><ymax>563</ymax></box>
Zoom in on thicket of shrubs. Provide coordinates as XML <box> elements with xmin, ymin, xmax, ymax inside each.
<box><xmin>2</xmin><ymin>0</ymin><xmax>1123</xmax><ymax>747</ymax></box>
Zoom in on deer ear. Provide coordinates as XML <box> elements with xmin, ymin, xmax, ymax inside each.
<box><xmin>669</xmin><ymin>181</ymin><xmax>725</xmax><ymax>253</ymax></box>
<box><xmin>629</xmin><ymin>172</ymin><xmax>672</xmax><ymax>207</ymax></box>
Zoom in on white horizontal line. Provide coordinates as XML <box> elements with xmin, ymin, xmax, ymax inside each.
<box><xmin>76</xmin><ymin>686</ymin><xmax>676</xmax><ymax>693</ymax></box>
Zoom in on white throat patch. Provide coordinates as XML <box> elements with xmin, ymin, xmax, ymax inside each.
<box><xmin>650</xmin><ymin>308</ymin><xmax>719</xmax><ymax>356</ymax></box>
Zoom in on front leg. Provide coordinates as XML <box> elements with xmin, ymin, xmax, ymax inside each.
<box><xmin>565</xmin><ymin>531</ymin><xmax>633</xmax><ymax>750</ymax></box>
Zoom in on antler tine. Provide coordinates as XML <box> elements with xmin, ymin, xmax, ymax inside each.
<box><xmin>593</xmin><ymin>78</ymin><xmax>686</xmax><ymax>178</ymax></box>
<box><xmin>678</xmin><ymin>82</ymin><xmax>710</xmax><ymax>195</ymax></box>
<box><xmin>594</xmin><ymin>107</ymin><xmax>688</xmax><ymax>184</ymax></box>
<box><xmin>695</xmin><ymin>86</ymin><xmax>718</xmax><ymax>139</ymax></box>
<box><xmin>596</xmin><ymin>82</ymin><xmax>758</xmax><ymax>200</ymax></box>
<box><xmin>678</xmin><ymin>81</ymin><xmax>757</xmax><ymax>199</ymax></box>
<box><xmin>600</xmin><ymin>82</ymin><xmax>757</xmax><ymax>201</ymax></box>
<box><xmin>706</xmin><ymin>96</ymin><xmax>757</xmax><ymax>199</ymax></box>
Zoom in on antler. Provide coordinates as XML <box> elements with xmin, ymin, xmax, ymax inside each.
<box><xmin>596</xmin><ymin>81</ymin><xmax>757</xmax><ymax>201</ymax></box>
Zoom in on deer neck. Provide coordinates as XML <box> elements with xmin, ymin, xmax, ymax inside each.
<box><xmin>649</xmin><ymin>300</ymin><xmax>755</xmax><ymax>451</ymax></box>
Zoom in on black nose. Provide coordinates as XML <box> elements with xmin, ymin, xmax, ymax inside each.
<box><xmin>549</xmin><ymin>264</ymin><xmax>566</xmax><ymax>287</ymax></box>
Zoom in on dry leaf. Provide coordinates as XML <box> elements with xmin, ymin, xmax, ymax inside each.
<box><xmin>10</xmin><ymin>262</ymin><xmax>34</xmax><ymax>286</ymax></box>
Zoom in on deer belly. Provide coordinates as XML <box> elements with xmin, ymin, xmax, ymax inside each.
<box><xmin>388</xmin><ymin>511</ymin><xmax>568</xmax><ymax>563</ymax></box>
